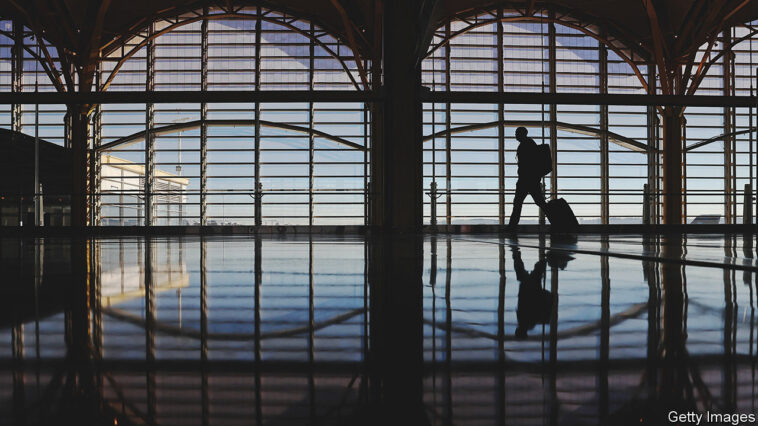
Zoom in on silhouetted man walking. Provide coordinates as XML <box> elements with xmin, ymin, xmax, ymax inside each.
<box><xmin>508</xmin><ymin>127</ymin><xmax>547</xmax><ymax>228</ymax></box>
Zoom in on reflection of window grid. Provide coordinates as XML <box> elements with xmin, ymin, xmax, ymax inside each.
<box><xmin>22</xmin><ymin>237</ymin><xmax>369</xmax><ymax>423</ymax></box>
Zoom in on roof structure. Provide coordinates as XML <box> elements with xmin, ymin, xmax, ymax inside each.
<box><xmin>2</xmin><ymin>1</ymin><xmax>756</xmax><ymax>92</ymax></box>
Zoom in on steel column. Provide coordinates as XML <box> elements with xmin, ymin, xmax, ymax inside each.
<box><xmin>548</xmin><ymin>17</ymin><xmax>558</xmax><ymax>200</ymax></box>
<box><xmin>497</xmin><ymin>11</ymin><xmax>505</xmax><ymax>225</ymax></box>
<box><xmin>144</xmin><ymin>26</ymin><xmax>156</xmax><ymax>226</ymax></box>
<box><xmin>647</xmin><ymin>65</ymin><xmax>659</xmax><ymax>224</ymax></box>
<box><xmin>599</xmin><ymin>37</ymin><xmax>609</xmax><ymax>224</ymax></box>
<box><xmin>92</xmin><ymin>108</ymin><xmax>102</xmax><ymax>226</ymax></box>
<box><xmin>445</xmin><ymin>23</ymin><xmax>452</xmax><ymax>225</ymax></box>
<box><xmin>724</xmin><ymin>30</ymin><xmax>735</xmax><ymax>224</ymax></box>
<box><xmin>662</xmin><ymin>107</ymin><xmax>683</xmax><ymax>225</ymax></box>
<box><xmin>368</xmin><ymin>0</ymin><xmax>384</xmax><ymax>227</ymax></box>
<box><xmin>364</xmin><ymin>102</ymin><xmax>370</xmax><ymax>225</ymax></box>
<box><xmin>11</xmin><ymin>21</ymin><xmax>22</xmax><ymax>136</ymax></box>
<box><xmin>70</xmin><ymin>106</ymin><xmax>90</xmax><ymax>228</ymax></box>
<box><xmin>200</xmin><ymin>12</ymin><xmax>209</xmax><ymax>226</ymax></box>
<box><xmin>90</xmin><ymin>64</ymin><xmax>103</xmax><ymax>226</ymax></box>
<box><xmin>381</xmin><ymin>0</ymin><xmax>423</xmax><ymax>231</ymax></box>
<box><xmin>254</xmin><ymin>9</ymin><xmax>262</xmax><ymax>227</ymax></box>
<box><xmin>682</xmin><ymin>117</ymin><xmax>688</xmax><ymax>220</ymax></box>
<box><xmin>309</xmin><ymin>24</ymin><xmax>316</xmax><ymax>227</ymax></box>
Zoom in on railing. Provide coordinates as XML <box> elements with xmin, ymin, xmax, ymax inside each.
<box><xmin>2</xmin><ymin>185</ymin><xmax>756</xmax><ymax>227</ymax></box>
<box><xmin>423</xmin><ymin>186</ymin><xmax>758</xmax><ymax>225</ymax></box>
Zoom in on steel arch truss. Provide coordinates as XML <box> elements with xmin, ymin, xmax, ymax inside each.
<box><xmin>423</xmin><ymin>120</ymin><xmax>651</xmax><ymax>153</ymax></box>
<box><xmin>0</xmin><ymin>27</ymin><xmax>66</xmax><ymax>93</ymax></box>
<box><xmin>99</xmin><ymin>5</ymin><xmax>368</xmax><ymax>93</ymax></box>
<box><xmin>685</xmin><ymin>23</ymin><xmax>758</xmax><ymax>97</ymax></box>
<box><xmin>424</xmin><ymin>3</ymin><xmax>652</xmax><ymax>94</ymax></box>
<box><xmin>96</xmin><ymin>119</ymin><xmax>367</xmax><ymax>153</ymax></box>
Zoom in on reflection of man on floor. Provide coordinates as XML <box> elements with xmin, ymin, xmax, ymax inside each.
<box><xmin>513</xmin><ymin>247</ymin><xmax>552</xmax><ymax>340</ymax></box>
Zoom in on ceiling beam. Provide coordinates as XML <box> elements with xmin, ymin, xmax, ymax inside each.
<box><xmin>80</xmin><ymin>0</ymin><xmax>112</xmax><ymax>93</ymax></box>
<box><xmin>527</xmin><ymin>0</ymin><xmax>537</xmax><ymax>16</ymax></box>
<box><xmin>415</xmin><ymin>0</ymin><xmax>441</xmax><ymax>67</ymax></box>
<box><xmin>48</xmin><ymin>0</ymin><xmax>80</xmax><ymax>54</ymax></box>
<box><xmin>7</xmin><ymin>0</ymin><xmax>68</xmax><ymax>92</ymax></box>
<box><xmin>85</xmin><ymin>0</ymin><xmax>112</xmax><ymax>63</ymax></box>
<box><xmin>642</xmin><ymin>0</ymin><xmax>672</xmax><ymax>94</ymax></box>
<box><xmin>0</xmin><ymin>89</ymin><xmax>754</xmax><ymax>108</ymax></box>
<box><xmin>721</xmin><ymin>0</ymin><xmax>753</xmax><ymax>24</ymax></box>
<box><xmin>674</xmin><ymin>0</ymin><xmax>709</xmax><ymax>54</ymax></box>
<box><xmin>686</xmin><ymin>26</ymin><xmax>758</xmax><ymax>96</ymax></box>
<box><xmin>329</xmin><ymin>0</ymin><xmax>370</xmax><ymax>89</ymax></box>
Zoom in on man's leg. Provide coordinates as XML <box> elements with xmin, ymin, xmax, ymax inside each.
<box><xmin>508</xmin><ymin>182</ymin><xmax>528</xmax><ymax>226</ymax></box>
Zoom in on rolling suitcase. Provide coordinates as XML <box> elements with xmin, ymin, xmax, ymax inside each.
<box><xmin>545</xmin><ymin>198</ymin><xmax>579</xmax><ymax>231</ymax></box>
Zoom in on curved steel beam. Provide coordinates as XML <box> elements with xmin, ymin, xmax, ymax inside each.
<box><xmin>423</xmin><ymin>10</ymin><xmax>650</xmax><ymax>94</ymax></box>
<box><xmin>422</xmin><ymin>120</ymin><xmax>650</xmax><ymax>152</ymax></box>
<box><xmin>99</xmin><ymin>9</ymin><xmax>363</xmax><ymax>93</ymax></box>
<box><xmin>431</xmin><ymin>2</ymin><xmax>648</xmax><ymax>59</ymax></box>
<box><xmin>329</xmin><ymin>0</ymin><xmax>370</xmax><ymax>89</ymax></box>
<box><xmin>0</xmin><ymin>29</ymin><xmax>65</xmax><ymax>93</ymax></box>
<box><xmin>97</xmin><ymin>119</ymin><xmax>366</xmax><ymax>153</ymax></box>
<box><xmin>685</xmin><ymin>127</ymin><xmax>757</xmax><ymax>152</ymax></box>
<box><xmin>4</xmin><ymin>2</ymin><xmax>68</xmax><ymax>92</ymax></box>
<box><xmin>686</xmin><ymin>27</ymin><xmax>758</xmax><ymax>97</ymax></box>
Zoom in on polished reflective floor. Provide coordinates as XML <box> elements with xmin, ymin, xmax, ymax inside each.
<box><xmin>0</xmin><ymin>233</ymin><xmax>757</xmax><ymax>425</ymax></box>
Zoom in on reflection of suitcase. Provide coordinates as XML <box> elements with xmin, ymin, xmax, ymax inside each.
<box><xmin>546</xmin><ymin>198</ymin><xmax>579</xmax><ymax>231</ymax></box>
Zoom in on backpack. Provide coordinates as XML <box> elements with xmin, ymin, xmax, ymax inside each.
<box><xmin>535</xmin><ymin>144</ymin><xmax>553</xmax><ymax>177</ymax></box>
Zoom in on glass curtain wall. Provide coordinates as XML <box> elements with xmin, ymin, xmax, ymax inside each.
<box><xmin>421</xmin><ymin>9</ymin><xmax>756</xmax><ymax>225</ymax></box>
<box><xmin>2</xmin><ymin>10</ymin><xmax>757</xmax><ymax>227</ymax></box>
<box><xmin>0</xmin><ymin>20</ymin><xmax>67</xmax><ymax>225</ymax></box>
<box><xmin>0</xmin><ymin>8</ymin><xmax>370</xmax><ymax>227</ymax></box>
<box><xmin>98</xmin><ymin>8</ymin><xmax>369</xmax><ymax>226</ymax></box>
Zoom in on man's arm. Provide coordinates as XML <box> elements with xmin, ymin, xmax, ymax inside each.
<box><xmin>530</xmin><ymin>259</ymin><xmax>547</xmax><ymax>282</ymax></box>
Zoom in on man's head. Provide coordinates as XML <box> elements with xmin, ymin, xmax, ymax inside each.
<box><xmin>515</xmin><ymin>126</ymin><xmax>528</xmax><ymax>140</ymax></box>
